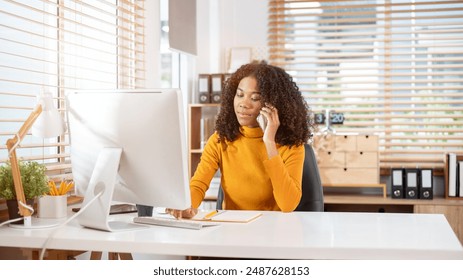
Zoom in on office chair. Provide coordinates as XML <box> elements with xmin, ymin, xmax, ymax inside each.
<box><xmin>294</xmin><ymin>143</ymin><xmax>324</xmax><ymax>211</ymax></box>
<box><xmin>216</xmin><ymin>143</ymin><xmax>324</xmax><ymax>212</ymax></box>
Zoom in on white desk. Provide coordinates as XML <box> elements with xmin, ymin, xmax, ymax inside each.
<box><xmin>0</xmin><ymin>211</ymin><xmax>462</xmax><ymax>259</ymax></box>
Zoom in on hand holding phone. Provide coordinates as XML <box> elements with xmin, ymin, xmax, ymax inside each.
<box><xmin>257</xmin><ymin>114</ymin><xmax>267</xmax><ymax>131</ymax></box>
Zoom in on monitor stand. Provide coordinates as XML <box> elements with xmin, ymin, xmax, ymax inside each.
<box><xmin>77</xmin><ymin>147</ymin><xmax>146</xmax><ymax>232</ymax></box>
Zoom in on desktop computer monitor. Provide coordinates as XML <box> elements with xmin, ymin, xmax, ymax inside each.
<box><xmin>66</xmin><ymin>89</ymin><xmax>190</xmax><ymax>231</ymax></box>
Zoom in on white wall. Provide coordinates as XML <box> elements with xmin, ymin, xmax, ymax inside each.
<box><xmin>144</xmin><ymin>0</ymin><xmax>161</xmax><ymax>88</ymax></box>
<box><xmin>144</xmin><ymin>0</ymin><xmax>267</xmax><ymax>97</ymax></box>
<box><xmin>196</xmin><ymin>0</ymin><xmax>268</xmax><ymax>74</ymax></box>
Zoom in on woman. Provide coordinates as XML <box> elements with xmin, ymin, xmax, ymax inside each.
<box><xmin>170</xmin><ymin>61</ymin><xmax>314</xmax><ymax>218</ymax></box>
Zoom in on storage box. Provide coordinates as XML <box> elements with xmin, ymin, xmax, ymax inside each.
<box><xmin>314</xmin><ymin>133</ymin><xmax>379</xmax><ymax>185</ymax></box>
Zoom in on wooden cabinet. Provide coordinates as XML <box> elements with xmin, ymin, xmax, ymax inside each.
<box><xmin>415</xmin><ymin>204</ymin><xmax>463</xmax><ymax>244</ymax></box>
<box><xmin>188</xmin><ymin>104</ymin><xmax>220</xmax><ymax>177</ymax></box>
<box><xmin>314</xmin><ymin>134</ymin><xmax>379</xmax><ymax>185</ymax></box>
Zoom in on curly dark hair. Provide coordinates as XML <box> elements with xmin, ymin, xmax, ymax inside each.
<box><xmin>215</xmin><ymin>61</ymin><xmax>314</xmax><ymax>146</ymax></box>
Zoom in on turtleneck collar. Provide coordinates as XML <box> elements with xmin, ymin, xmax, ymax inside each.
<box><xmin>240</xmin><ymin>126</ymin><xmax>264</xmax><ymax>138</ymax></box>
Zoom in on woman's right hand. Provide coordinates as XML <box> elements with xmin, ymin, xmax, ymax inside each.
<box><xmin>165</xmin><ymin>207</ymin><xmax>198</xmax><ymax>219</ymax></box>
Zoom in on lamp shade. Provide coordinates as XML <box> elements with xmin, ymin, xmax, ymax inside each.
<box><xmin>31</xmin><ymin>92</ymin><xmax>66</xmax><ymax>138</ymax></box>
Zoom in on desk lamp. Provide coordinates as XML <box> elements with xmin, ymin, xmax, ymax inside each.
<box><xmin>5</xmin><ymin>92</ymin><xmax>65</xmax><ymax>228</ymax></box>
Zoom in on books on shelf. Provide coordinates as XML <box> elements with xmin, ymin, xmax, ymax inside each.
<box><xmin>446</xmin><ymin>153</ymin><xmax>463</xmax><ymax>198</ymax></box>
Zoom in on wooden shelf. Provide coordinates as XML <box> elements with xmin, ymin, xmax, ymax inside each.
<box><xmin>188</xmin><ymin>104</ymin><xmax>220</xmax><ymax>177</ymax></box>
<box><xmin>324</xmin><ymin>183</ymin><xmax>387</xmax><ymax>198</ymax></box>
<box><xmin>324</xmin><ymin>194</ymin><xmax>463</xmax><ymax>206</ymax></box>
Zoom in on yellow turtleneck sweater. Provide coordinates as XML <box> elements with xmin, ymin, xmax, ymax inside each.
<box><xmin>190</xmin><ymin>126</ymin><xmax>304</xmax><ymax>212</ymax></box>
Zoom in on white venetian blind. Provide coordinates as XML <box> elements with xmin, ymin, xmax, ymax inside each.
<box><xmin>268</xmin><ymin>0</ymin><xmax>463</xmax><ymax>171</ymax></box>
<box><xmin>0</xmin><ymin>0</ymin><xmax>145</xmax><ymax>181</ymax></box>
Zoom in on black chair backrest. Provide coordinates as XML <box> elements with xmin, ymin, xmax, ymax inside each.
<box><xmin>216</xmin><ymin>143</ymin><xmax>324</xmax><ymax>211</ymax></box>
<box><xmin>295</xmin><ymin>144</ymin><xmax>324</xmax><ymax>211</ymax></box>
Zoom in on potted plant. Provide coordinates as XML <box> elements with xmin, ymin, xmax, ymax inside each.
<box><xmin>0</xmin><ymin>160</ymin><xmax>49</xmax><ymax>220</ymax></box>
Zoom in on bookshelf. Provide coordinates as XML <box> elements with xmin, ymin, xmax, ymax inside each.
<box><xmin>188</xmin><ymin>103</ymin><xmax>220</xmax><ymax>178</ymax></box>
<box><xmin>444</xmin><ymin>153</ymin><xmax>463</xmax><ymax>200</ymax></box>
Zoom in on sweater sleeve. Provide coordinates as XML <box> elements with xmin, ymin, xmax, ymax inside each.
<box><xmin>189</xmin><ymin>133</ymin><xmax>221</xmax><ymax>208</ymax></box>
<box><xmin>263</xmin><ymin>144</ymin><xmax>304</xmax><ymax>212</ymax></box>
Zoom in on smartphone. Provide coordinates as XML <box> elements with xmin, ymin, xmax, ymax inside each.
<box><xmin>257</xmin><ymin>114</ymin><xmax>267</xmax><ymax>131</ymax></box>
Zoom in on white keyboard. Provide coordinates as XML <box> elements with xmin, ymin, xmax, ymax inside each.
<box><xmin>133</xmin><ymin>216</ymin><xmax>220</xmax><ymax>230</ymax></box>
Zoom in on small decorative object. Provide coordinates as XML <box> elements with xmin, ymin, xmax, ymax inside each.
<box><xmin>0</xmin><ymin>161</ymin><xmax>49</xmax><ymax>222</ymax></box>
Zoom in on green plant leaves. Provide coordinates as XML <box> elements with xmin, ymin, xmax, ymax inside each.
<box><xmin>0</xmin><ymin>161</ymin><xmax>49</xmax><ymax>200</ymax></box>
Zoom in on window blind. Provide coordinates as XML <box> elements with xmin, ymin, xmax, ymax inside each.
<box><xmin>268</xmin><ymin>0</ymin><xmax>463</xmax><ymax>171</ymax></box>
<box><xmin>0</xmin><ymin>0</ymin><xmax>145</xmax><ymax>182</ymax></box>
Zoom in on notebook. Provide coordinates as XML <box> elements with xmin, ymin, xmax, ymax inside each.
<box><xmin>192</xmin><ymin>210</ymin><xmax>262</xmax><ymax>223</ymax></box>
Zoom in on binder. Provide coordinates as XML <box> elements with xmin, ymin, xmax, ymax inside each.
<box><xmin>198</xmin><ymin>74</ymin><xmax>211</xmax><ymax>103</ymax></box>
<box><xmin>419</xmin><ymin>169</ymin><xmax>433</xmax><ymax>199</ymax></box>
<box><xmin>448</xmin><ymin>153</ymin><xmax>457</xmax><ymax>197</ymax></box>
<box><xmin>405</xmin><ymin>169</ymin><xmax>419</xmax><ymax>199</ymax></box>
<box><xmin>210</xmin><ymin>74</ymin><xmax>223</xmax><ymax>104</ymax></box>
<box><xmin>391</xmin><ymin>168</ymin><xmax>404</xmax><ymax>199</ymax></box>
<box><xmin>459</xmin><ymin>161</ymin><xmax>463</xmax><ymax>197</ymax></box>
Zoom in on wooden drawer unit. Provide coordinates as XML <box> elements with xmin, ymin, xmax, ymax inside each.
<box><xmin>314</xmin><ymin>134</ymin><xmax>379</xmax><ymax>185</ymax></box>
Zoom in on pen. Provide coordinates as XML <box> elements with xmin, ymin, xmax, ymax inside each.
<box><xmin>204</xmin><ymin>210</ymin><xmax>218</xmax><ymax>219</ymax></box>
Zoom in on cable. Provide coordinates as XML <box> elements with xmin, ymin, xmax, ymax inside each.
<box><xmin>39</xmin><ymin>190</ymin><xmax>103</xmax><ymax>260</ymax></box>
<box><xmin>0</xmin><ymin>217</ymin><xmax>24</xmax><ymax>228</ymax></box>
<box><xmin>8</xmin><ymin>200</ymin><xmax>60</xmax><ymax>230</ymax></box>
<box><xmin>7</xmin><ymin>133</ymin><xmax>21</xmax><ymax>155</ymax></box>
<box><xmin>0</xmin><ymin>201</ymin><xmax>34</xmax><ymax>228</ymax></box>
<box><xmin>19</xmin><ymin>200</ymin><xmax>34</xmax><ymax>228</ymax></box>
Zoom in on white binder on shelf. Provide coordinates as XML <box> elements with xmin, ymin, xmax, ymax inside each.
<box><xmin>198</xmin><ymin>74</ymin><xmax>211</xmax><ymax>103</ymax></box>
<box><xmin>448</xmin><ymin>153</ymin><xmax>457</xmax><ymax>197</ymax></box>
<box><xmin>459</xmin><ymin>161</ymin><xmax>463</xmax><ymax>197</ymax></box>
<box><xmin>210</xmin><ymin>74</ymin><xmax>223</xmax><ymax>104</ymax></box>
